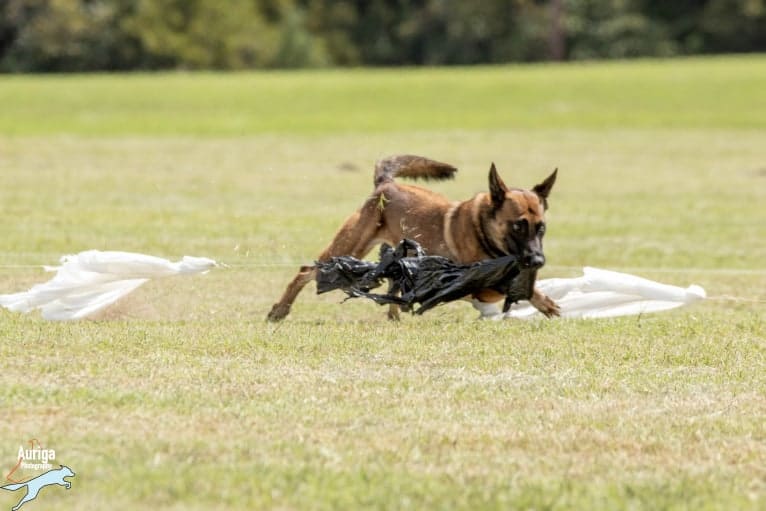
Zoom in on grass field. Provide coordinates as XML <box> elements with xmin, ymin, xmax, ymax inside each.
<box><xmin>1</xmin><ymin>56</ymin><xmax>765</xmax><ymax>510</ymax></box>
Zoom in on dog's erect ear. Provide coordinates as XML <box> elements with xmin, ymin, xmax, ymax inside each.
<box><xmin>488</xmin><ymin>163</ymin><xmax>508</xmax><ymax>208</ymax></box>
<box><xmin>533</xmin><ymin>168</ymin><xmax>557</xmax><ymax>209</ymax></box>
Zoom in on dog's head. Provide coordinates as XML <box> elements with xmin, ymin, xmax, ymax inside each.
<box><xmin>486</xmin><ymin>164</ymin><xmax>557</xmax><ymax>269</ymax></box>
<box><xmin>59</xmin><ymin>465</ymin><xmax>75</xmax><ymax>477</ymax></box>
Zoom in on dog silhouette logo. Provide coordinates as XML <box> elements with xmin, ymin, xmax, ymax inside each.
<box><xmin>1</xmin><ymin>465</ymin><xmax>74</xmax><ymax>511</ymax></box>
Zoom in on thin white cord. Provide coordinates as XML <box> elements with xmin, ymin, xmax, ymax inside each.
<box><xmin>2</xmin><ymin>262</ymin><xmax>765</xmax><ymax>275</ymax></box>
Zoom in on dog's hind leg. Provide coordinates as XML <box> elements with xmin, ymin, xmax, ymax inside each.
<box><xmin>267</xmin><ymin>196</ymin><xmax>386</xmax><ymax>321</ymax></box>
<box><xmin>11</xmin><ymin>487</ymin><xmax>35</xmax><ymax>511</ymax></box>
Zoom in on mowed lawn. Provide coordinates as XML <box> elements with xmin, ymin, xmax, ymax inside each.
<box><xmin>1</xmin><ymin>56</ymin><xmax>765</xmax><ymax>510</ymax></box>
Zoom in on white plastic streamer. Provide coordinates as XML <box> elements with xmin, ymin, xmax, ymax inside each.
<box><xmin>0</xmin><ymin>251</ymin><xmax>217</xmax><ymax>320</ymax></box>
<box><xmin>473</xmin><ymin>266</ymin><xmax>706</xmax><ymax>320</ymax></box>
<box><xmin>1</xmin><ymin>253</ymin><xmax>705</xmax><ymax>321</ymax></box>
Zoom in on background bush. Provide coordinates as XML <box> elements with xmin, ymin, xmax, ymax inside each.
<box><xmin>1</xmin><ymin>0</ymin><xmax>765</xmax><ymax>71</ymax></box>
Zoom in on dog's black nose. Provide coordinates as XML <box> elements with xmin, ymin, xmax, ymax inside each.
<box><xmin>522</xmin><ymin>253</ymin><xmax>545</xmax><ymax>268</ymax></box>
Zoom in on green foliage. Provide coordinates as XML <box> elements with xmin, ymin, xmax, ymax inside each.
<box><xmin>121</xmin><ymin>0</ymin><xmax>275</xmax><ymax>69</ymax></box>
<box><xmin>700</xmin><ymin>0</ymin><xmax>766</xmax><ymax>52</ymax></box>
<box><xmin>566</xmin><ymin>0</ymin><xmax>679</xmax><ymax>59</ymax></box>
<box><xmin>0</xmin><ymin>0</ymin><xmax>139</xmax><ymax>71</ymax></box>
<box><xmin>272</xmin><ymin>5</ymin><xmax>330</xmax><ymax>67</ymax></box>
<box><xmin>1</xmin><ymin>0</ymin><xmax>765</xmax><ymax>71</ymax></box>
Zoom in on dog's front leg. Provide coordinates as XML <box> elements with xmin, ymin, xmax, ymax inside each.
<box><xmin>267</xmin><ymin>265</ymin><xmax>317</xmax><ymax>321</ymax></box>
<box><xmin>529</xmin><ymin>287</ymin><xmax>560</xmax><ymax>318</ymax></box>
<box><xmin>384</xmin><ymin>278</ymin><xmax>402</xmax><ymax>321</ymax></box>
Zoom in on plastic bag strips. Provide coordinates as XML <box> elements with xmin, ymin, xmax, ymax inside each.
<box><xmin>0</xmin><ymin>251</ymin><xmax>217</xmax><ymax>320</ymax></box>
<box><xmin>316</xmin><ymin>239</ymin><xmax>533</xmax><ymax>314</ymax></box>
<box><xmin>316</xmin><ymin>239</ymin><xmax>707</xmax><ymax>319</ymax></box>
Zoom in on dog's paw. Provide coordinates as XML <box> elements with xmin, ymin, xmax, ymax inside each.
<box><xmin>267</xmin><ymin>303</ymin><xmax>290</xmax><ymax>322</ymax></box>
<box><xmin>530</xmin><ymin>292</ymin><xmax>560</xmax><ymax>318</ymax></box>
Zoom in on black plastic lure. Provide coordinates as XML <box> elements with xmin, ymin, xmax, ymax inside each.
<box><xmin>316</xmin><ymin>239</ymin><xmax>536</xmax><ymax>314</ymax></box>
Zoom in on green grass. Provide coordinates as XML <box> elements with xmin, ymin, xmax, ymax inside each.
<box><xmin>1</xmin><ymin>56</ymin><xmax>766</xmax><ymax>510</ymax></box>
<box><xmin>1</xmin><ymin>55</ymin><xmax>765</xmax><ymax>136</ymax></box>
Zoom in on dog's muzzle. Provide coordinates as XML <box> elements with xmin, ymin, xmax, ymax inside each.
<box><xmin>521</xmin><ymin>253</ymin><xmax>545</xmax><ymax>269</ymax></box>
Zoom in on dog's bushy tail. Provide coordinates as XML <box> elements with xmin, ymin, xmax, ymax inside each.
<box><xmin>374</xmin><ymin>155</ymin><xmax>457</xmax><ymax>187</ymax></box>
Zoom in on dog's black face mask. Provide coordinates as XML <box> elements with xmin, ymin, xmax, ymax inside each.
<box><xmin>508</xmin><ymin>218</ymin><xmax>546</xmax><ymax>269</ymax></box>
<box><xmin>488</xmin><ymin>165</ymin><xmax>557</xmax><ymax>267</ymax></box>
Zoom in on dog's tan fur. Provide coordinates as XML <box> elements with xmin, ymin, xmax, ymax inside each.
<box><xmin>267</xmin><ymin>155</ymin><xmax>559</xmax><ymax>321</ymax></box>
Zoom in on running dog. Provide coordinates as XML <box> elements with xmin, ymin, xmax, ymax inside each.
<box><xmin>1</xmin><ymin>465</ymin><xmax>75</xmax><ymax>511</ymax></box>
<box><xmin>267</xmin><ymin>155</ymin><xmax>559</xmax><ymax>321</ymax></box>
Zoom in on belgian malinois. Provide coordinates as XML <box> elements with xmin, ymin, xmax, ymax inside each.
<box><xmin>267</xmin><ymin>155</ymin><xmax>560</xmax><ymax>321</ymax></box>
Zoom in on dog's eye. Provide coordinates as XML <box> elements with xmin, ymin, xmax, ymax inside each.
<box><xmin>537</xmin><ymin>223</ymin><xmax>546</xmax><ymax>236</ymax></box>
<box><xmin>512</xmin><ymin>220</ymin><xmax>526</xmax><ymax>234</ymax></box>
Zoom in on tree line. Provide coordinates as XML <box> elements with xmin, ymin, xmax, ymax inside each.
<box><xmin>1</xmin><ymin>0</ymin><xmax>765</xmax><ymax>72</ymax></box>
